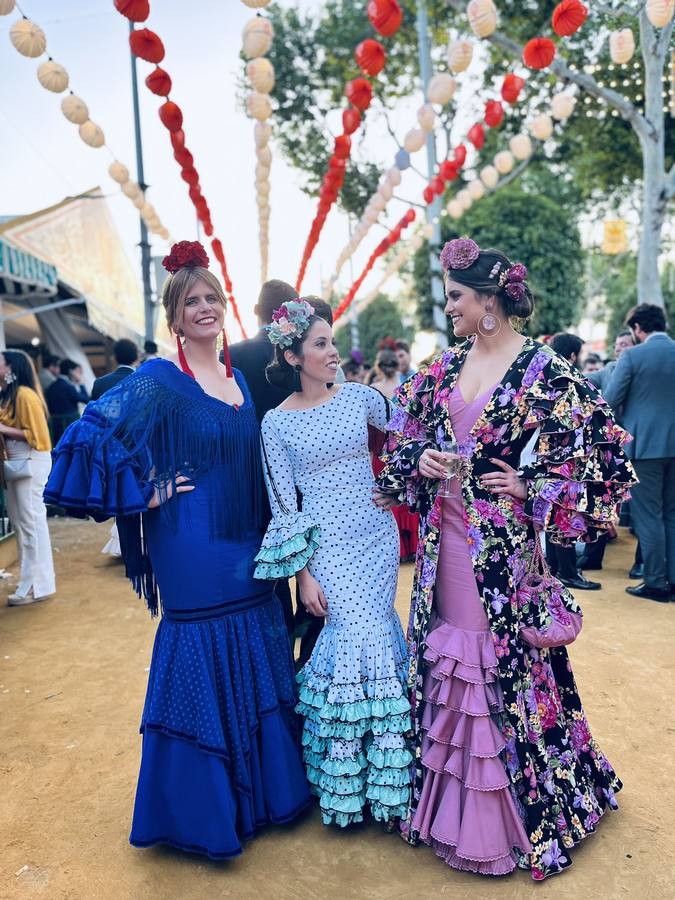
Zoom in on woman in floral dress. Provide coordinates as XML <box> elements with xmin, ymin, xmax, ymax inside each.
<box><xmin>376</xmin><ymin>238</ymin><xmax>635</xmax><ymax>879</ymax></box>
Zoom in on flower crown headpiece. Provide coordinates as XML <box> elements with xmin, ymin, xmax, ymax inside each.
<box><xmin>440</xmin><ymin>238</ymin><xmax>529</xmax><ymax>302</ymax></box>
<box><xmin>266</xmin><ymin>299</ymin><xmax>316</xmax><ymax>348</ymax></box>
<box><xmin>162</xmin><ymin>240</ymin><xmax>210</xmax><ymax>274</ymax></box>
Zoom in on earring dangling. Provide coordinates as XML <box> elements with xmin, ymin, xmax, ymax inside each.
<box><xmin>477</xmin><ymin>313</ymin><xmax>501</xmax><ymax>337</ymax></box>
<box><xmin>175</xmin><ymin>332</ymin><xmax>195</xmax><ymax>379</ymax></box>
<box><xmin>3</xmin><ymin>370</ymin><xmax>16</xmax><ymax>385</ymax></box>
<box><xmin>293</xmin><ymin>365</ymin><xmax>303</xmax><ymax>393</ymax></box>
<box><xmin>221</xmin><ymin>328</ymin><xmax>233</xmax><ymax>378</ymax></box>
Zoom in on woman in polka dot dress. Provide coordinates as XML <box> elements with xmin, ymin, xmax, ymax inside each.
<box><xmin>254</xmin><ymin>299</ymin><xmax>413</xmax><ymax>827</ymax></box>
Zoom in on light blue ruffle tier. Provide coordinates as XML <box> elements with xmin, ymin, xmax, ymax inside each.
<box><xmin>253</xmin><ymin>512</ymin><xmax>320</xmax><ymax>579</ymax></box>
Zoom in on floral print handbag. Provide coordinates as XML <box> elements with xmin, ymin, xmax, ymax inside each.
<box><xmin>517</xmin><ymin>533</ymin><xmax>583</xmax><ymax>649</ymax></box>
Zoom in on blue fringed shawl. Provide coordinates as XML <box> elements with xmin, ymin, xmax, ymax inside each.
<box><xmin>44</xmin><ymin>360</ymin><xmax>266</xmax><ymax>614</ymax></box>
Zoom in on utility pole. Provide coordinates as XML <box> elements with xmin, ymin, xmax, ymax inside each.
<box><xmin>129</xmin><ymin>22</ymin><xmax>154</xmax><ymax>343</ymax></box>
<box><xmin>415</xmin><ymin>0</ymin><xmax>447</xmax><ymax>350</ymax></box>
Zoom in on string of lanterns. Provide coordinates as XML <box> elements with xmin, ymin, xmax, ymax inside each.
<box><xmin>113</xmin><ymin>0</ymin><xmax>247</xmax><ymax>339</ymax></box>
<box><xmin>295</xmin><ymin>0</ymin><xmax>403</xmax><ymax>293</ymax></box>
<box><xmin>2</xmin><ymin>0</ymin><xmax>172</xmax><ymax>243</ymax></box>
<box><xmin>241</xmin><ymin>1</ymin><xmax>274</xmax><ymax>282</ymax></box>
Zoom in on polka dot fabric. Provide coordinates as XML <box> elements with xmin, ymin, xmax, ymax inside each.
<box><xmin>256</xmin><ymin>383</ymin><xmax>413</xmax><ymax>826</ymax></box>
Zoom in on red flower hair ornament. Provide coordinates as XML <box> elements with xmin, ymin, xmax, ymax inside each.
<box><xmin>162</xmin><ymin>240</ymin><xmax>210</xmax><ymax>274</ymax></box>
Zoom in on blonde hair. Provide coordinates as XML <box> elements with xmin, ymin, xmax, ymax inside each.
<box><xmin>162</xmin><ymin>266</ymin><xmax>227</xmax><ymax>333</ymax></box>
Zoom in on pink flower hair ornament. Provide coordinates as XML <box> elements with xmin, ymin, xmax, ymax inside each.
<box><xmin>266</xmin><ymin>299</ymin><xmax>316</xmax><ymax>348</ymax></box>
<box><xmin>440</xmin><ymin>237</ymin><xmax>480</xmax><ymax>271</ymax></box>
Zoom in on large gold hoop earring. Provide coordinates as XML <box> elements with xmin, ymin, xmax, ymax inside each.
<box><xmin>477</xmin><ymin>313</ymin><xmax>502</xmax><ymax>337</ymax></box>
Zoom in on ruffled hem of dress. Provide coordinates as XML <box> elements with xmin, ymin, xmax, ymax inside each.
<box><xmin>253</xmin><ymin>519</ymin><xmax>320</xmax><ymax>579</ymax></box>
<box><xmin>427</xmin><ymin>837</ymin><xmax>520</xmax><ymax>877</ymax></box>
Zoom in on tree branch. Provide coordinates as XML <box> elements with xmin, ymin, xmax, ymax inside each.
<box><xmin>594</xmin><ymin>2</ymin><xmax>641</xmax><ymax>18</ymax></box>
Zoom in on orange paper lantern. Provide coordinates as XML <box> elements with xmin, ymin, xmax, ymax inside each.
<box><xmin>552</xmin><ymin>0</ymin><xmax>588</xmax><ymax>37</ymax></box>
<box><xmin>129</xmin><ymin>28</ymin><xmax>165</xmax><ymax>64</ymax></box>
<box><xmin>523</xmin><ymin>37</ymin><xmax>556</xmax><ymax>69</ymax></box>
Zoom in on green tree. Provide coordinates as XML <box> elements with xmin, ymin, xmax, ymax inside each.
<box><xmin>334</xmin><ymin>294</ymin><xmax>411</xmax><ymax>364</ymax></box>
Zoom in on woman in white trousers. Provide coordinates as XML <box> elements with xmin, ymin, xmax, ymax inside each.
<box><xmin>0</xmin><ymin>350</ymin><xmax>55</xmax><ymax>605</ymax></box>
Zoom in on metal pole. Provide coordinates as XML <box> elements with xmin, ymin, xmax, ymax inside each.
<box><xmin>415</xmin><ymin>0</ymin><xmax>447</xmax><ymax>351</ymax></box>
<box><xmin>129</xmin><ymin>21</ymin><xmax>154</xmax><ymax>343</ymax></box>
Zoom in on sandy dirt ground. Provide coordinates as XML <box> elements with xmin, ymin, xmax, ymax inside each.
<box><xmin>1</xmin><ymin>518</ymin><xmax>674</xmax><ymax>900</ymax></box>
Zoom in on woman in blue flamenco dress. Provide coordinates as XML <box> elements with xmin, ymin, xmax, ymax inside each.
<box><xmin>44</xmin><ymin>242</ymin><xmax>310</xmax><ymax>859</ymax></box>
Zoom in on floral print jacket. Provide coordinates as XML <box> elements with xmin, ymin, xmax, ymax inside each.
<box><xmin>377</xmin><ymin>338</ymin><xmax>636</xmax><ymax>879</ymax></box>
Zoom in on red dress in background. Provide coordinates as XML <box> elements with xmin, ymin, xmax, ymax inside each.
<box><xmin>370</xmin><ymin>426</ymin><xmax>419</xmax><ymax>561</ymax></box>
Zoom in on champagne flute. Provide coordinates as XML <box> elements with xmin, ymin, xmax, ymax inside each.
<box><xmin>438</xmin><ymin>440</ymin><xmax>461</xmax><ymax>499</ymax></box>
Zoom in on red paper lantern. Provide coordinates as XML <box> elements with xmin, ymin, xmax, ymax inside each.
<box><xmin>367</xmin><ymin>0</ymin><xmax>403</xmax><ymax>37</ymax></box>
<box><xmin>431</xmin><ymin>176</ymin><xmax>445</xmax><ymax>195</ymax></box>
<box><xmin>188</xmin><ymin>185</ymin><xmax>202</xmax><ymax>204</ymax></box>
<box><xmin>158</xmin><ymin>100</ymin><xmax>183</xmax><ymax>132</ymax></box>
<box><xmin>439</xmin><ymin>160</ymin><xmax>458</xmax><ymax>180</ymax></box>
<box><xmin>467</xmin><ymin>122</ymin><xmax>485</xmax><ymax>150</ymax></box>
<box><xmin>523</xmin><ymin>37</ymin><xmax>556</xmax><ymax>70</ymax></box>
<box><xmin>211</xmin><ymin>239</ymin><xmax>225</xmax><ymax>264</ymax></box>
<box><xmin>129</xmin><ymin>28</ymin><xmax>165</xmax><ymax>64</ymax></box>
<box><xmin>501</xmin><ymin>73</ymin><xmax>526</xmax><ymax>104</ymax></box>
<box><xmin>328</xmin><ymin>155</ymin><xmax>346</xmax><ymax>170</ymax></box>
<box><xmin>180</xmin><ymin>167</ymin><xmax>199</xmax><ymax>187</ymax></box>
<box><xmin>170</xmin><ymin>129</ymin><xmax>185</xmax><ymax>152</ymax></box>
<box><xmin>552</xmin><ymin>0</ymin><xmax>588</xmax><ymax>37</ymax></box>
<box><xmin>342</xmin><ymin>107</ymin><xmax>361</xmax><ymax>135</ymax></box>
<box><xmin>422</xmin><ymin>185</ymin><xmax>434</xmax><ymax>204</ymax></box>
<box><xmin>484</xmin><ymin>99</ymin><xmax>504</xmax><ymax>128</ymax></box>
<box><xmin>355</xmin><ymin>39</ymin><xmax>386</xmax><ymax>77</ymax></box>
<box><xmin>333</xmin><ymin>134</ymin><xmax>352</xmax><ymax>159</ymax></box>
<box><xmin>454</xmin><ymin>144</ymin><xmax>467</xmax><ymax>166</ymax></box>
<box><xmin>404</xmin><ymin>209</ymin><xmax>416</xmax><ymax>224</ymax></box>
<box><xmin>203</xmin><ymin>223</ymin><xmax>214</xmax><ymax>237</ymax></box>
<box><xmin>114</xmin><ymin>0</ymin><xmax>149</xmax><ymax>22</ymax></box>
<box><xmin>174</xmin><ymin>147</ymin><xmax>193</xmax><ymax>168</ymax></box>
<box><xmin>345</xmin><ymin>77</ymin><xmax>373</xmax><ymax>112</ymax></box>
<box><xmin>145</xmin><ymin>66</ymin><xmax>172</xmax><ymax>97</ymax></box>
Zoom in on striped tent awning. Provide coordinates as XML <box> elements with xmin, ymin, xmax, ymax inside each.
<box><xmin>0</xmin><ymin>238</ymin><xmax>57</xmax><ymax>298</ymax></box>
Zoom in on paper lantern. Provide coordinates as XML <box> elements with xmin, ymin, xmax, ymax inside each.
<box><xmin>422</xmin><ymin>186</ymin><xmax>434</xmax><ymax>205</ymax></box>
<box><xmin>371</xmin><ymin>194</ymin><xmax>387</xmax><ymax>212</ymax></box>
<box><xmin>523</xmin><ymin>37</ymin><xmax>555</xmax><ymax>69</ymax></box>
<box><xmin>494</xmin><ymin>150</ymin><xmax>515</xmax><ymax>174</ymax></box>
<box><xmin>121</xmin><ymin>180</ymin><xmax>142</xmax><ymax>199</ymax></box>
<box><xmin>145</xmin><ymin>66</ymin><xmax>172</xmax><ymax>96</ymax></box>
<box><xmin>509</xmin><ymin>133</ymin><xmax>533</xmax><ymax>160</ymax></box>
<box><xmin>467</xmin><ymin>122</ymin><xmax>485</xmax><ymax>149</ymax></box>
<box><xmin>37</xmin><ymin>60</ymin><xmax>69</xmax><ymax>93</ymax></box>
<box><xmin>129</xmin><ymin>28</ymin><xmax>165</xmax><ymax>64</ymax></box>
<box><xmin>247</xmin><ymin>57</ymin><xmax>275</xmax><ymax>93</ymax></box>
<box><xmin>255</xmin><ymin>163</ymin><xmax>270</xmax><ymax>180</ymax></box>
<box><xmin>158</xmin><ymin>100</ymin><xmax>183</xmax><ymax>132</ymax></box>
<box><xmin>427</xmin><ymin>73</ymin><xmax>456</xmax><ymax>105</ymax></box>
<box><xmin>468</xmin><ymin>179</ymin><xmax>486</xmax><ymax>200</ymax></box>
<box><xmin>241</xmin><ymin>0</ymin><xmax>271</xmax><ymax>6</ymax></box>
<box><xmin>379</xmin><ymin>182</ymin><xmax>393</xmax><ymax>201</ymax></box>
<box><xmin>440</xmin><ymin>160</ymin><xmax>458</xmax><ymax>180</ymax></box>
<box><xmin>417</xmin><ymin>104</ymin><xmax>436</xmax><ymax>133</ymax></box>
<box><xmin>448</xmin><ymin>39</ymin><xmax>473</xmax><ymax>73</ymax></box>
<box><xmin>0</xmin><ymin>0</ymin><xmax>16</xmax><ymax>14</ymax></box>
<box><xmin>646</xmin><ymin>0</ymin><xmax>674</xmax><ymax>28</ymax></box>
<box><xmin>114</xmin><ymin>0</ymin><xmax>149</xmax><ymax>21</ymax></box>
<box><xmin>257</xmin><ymin>145</ymin><xmax>272</xmax><ymax>165</ymax></box>
<box><xmin>255</xmin><ymin>122</ymin><xmax>271</xmax><ymax>147</ymax></box>
<box><xmin>457</xmin><ymin>189</ymin><xmax>472</xmax><ymax>210</ymax></box>
<box><xmin>180</xmin><ymin>167</ymin><xmax>199</xmax><ymax>187</ymax></box>
<box><xmin>342</xmin><ymin>107</ymin><xmax>361</xmax><ymax>135</ymax></box>
<box><xmin>609</xmin><ymin>29</ymin><xmax>635</xmax><ymax>64</ymax></box>
<box><xmin>530</xmin><ymin>112</ymin><xmax>553</xmax><ymax>140</ymax></box>
<box><xmin>395</xmin><ymin>148</ymin><xmax>410</xmax><ymax>170</ymax></box>
<box><xmin>480</xmin><ymin>165</ymin><xmax>499</xmax><ymax>188</ymax></box>
<box><xmin>602</xmin><ymin>219</ymin><xmax>628</xmax><ymax>254</ymax></box>
<box><xmin>468</xmin><ymin>0</ymin><xmax>497</xmax><ymax>38</ymax></box>
<box><xmin>170</xmin><ymin>129</ymin><xmax>185</xmax><ymax>151</ymax></box>
<box><xmin>484</xmin><ymin>99</ymin><xmax>504</xmax><ymax>128</ymax></box>
<box><xmin>132</xmin><ymin>194</ymin><xmax>145</xmax><ymax>210</ymax></box>
<box><xmin>175</xmin><ymin>147</ymin><xmax>194</xmax><ymax>168</ymax></box>
<box><xmin>386</xmin><ymin>167</ymin><xmax>402</xmax><ymax>186</ymax></box>
<box><xmin>61</xmin><ymin>94</ymin><xmax>89</xmax><ymax>124</ymax></box>
<box><xmin>551</xmin><ymin>92</ymin><xmax>575</xmax><ymax>121</ymax></box>
<box><xmin>501</xmin><ymin>73</ymin><xmax>525</xmax><ymax>104</ymax></box>
<box><xmin>403</xmin><ymin>128</ymin><xmax>426</xmax><ymax>153</ymax></box>
<box><xmin>367</xmin><ymin>0</ymin><xmax>403</xmax><ymax>38</ymax></box>
<box><xmin>242</xmin><ymin>16</ymin><xmax>273</xmax><ymax>58</ymax></box>
<box><xmin>552</xmin><ymin>0</ymin><xmax>588</xmax><ymax>37</ymax></box>
<box><xmin>333</xmin><ymin>134</ymin><xmax>351</xmax><ymax>159</ymax></box>
<box><xmin>257</xmin><ymin>181</ymin><xmax>271</xmax><ymax>198</ymax></box>
<box><xmin>79</xmin><ymin>120</ymin><xmax>105</xmax><ymax>148</ymax></box>
<box><xmin>108</xmin><ymin>161</ymin><xmax>129</xmax><ymax>183</ymax></box>
<box><xmin>454</xmin><ymin>144</ymin><xmax>467</xmax><ymax>166</ymax></box>
<box><xmin>345</xmin><ymin>77</ymin><xmax>373</xmax><ymax>112</ymax></box>
<box><xmin>355</xmin><ymin>38</ymin><xmax>385</xmax><ymax>77</ymax></box>
<box><xmin>10</xmin><ymin>19</ymin><xmax>46</xmax><ymax>58</ymax></box>
<box><xmin>247</xmin><ymin>91</ymin><xmax>272</xmax><ymax>121</ymax></box>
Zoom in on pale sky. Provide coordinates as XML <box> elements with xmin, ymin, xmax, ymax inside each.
<box><xmin>0</xmin><ymin>0</ymin><xmax>440</xmax><ymax>338</ymax></box>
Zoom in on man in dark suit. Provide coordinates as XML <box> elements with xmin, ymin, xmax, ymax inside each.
<box><xmin>91</xmin><ymin>339</ymin><xmax>138</xmax><ymax>401</ymax></box>
<box><xmin>46</xmin><ymin>359</ymin><xmax>90</xmax><ymax>443</ymax></box>
<box><xmin>605</xmin><ymin>304</ymin><xmax>675</xmax><ymax>602</ymax></box>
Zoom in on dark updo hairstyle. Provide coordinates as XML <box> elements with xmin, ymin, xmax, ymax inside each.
<box><xmin>444</xmin><ymin>247</ymin><xmax>535</xmax><ymax>320</ymax></box>
<box><xmin>375</xmin><ymin>348</ymin><xmax>399</xmax><ymax>378</ymax></box>
<box><xmin>265</xmin><ymin>298</ymin><xmax>333</xmax><ymax>392</ymax></box>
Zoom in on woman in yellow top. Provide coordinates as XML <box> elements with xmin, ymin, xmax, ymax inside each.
<box><xmin>0</xmin><ymin>350</ymin><xmax>55</xmax><ymax>605</ymax></box>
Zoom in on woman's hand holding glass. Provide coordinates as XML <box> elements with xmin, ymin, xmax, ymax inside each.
<box><xmin>419</xmin><ymin>444</ymin><xmax>463</xmax><ymax>498</ymax></box>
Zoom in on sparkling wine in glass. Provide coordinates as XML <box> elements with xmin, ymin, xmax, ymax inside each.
<box><xmin>438</xmin><ymin>440</ymin><xmax>461</xmax><ymax>499</ymax></box>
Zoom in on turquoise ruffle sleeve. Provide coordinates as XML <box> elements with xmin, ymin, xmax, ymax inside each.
<box><xmin>253</xmin><ymin>512</ymin><xmax>320</xmax><ymax>579</ymax></box>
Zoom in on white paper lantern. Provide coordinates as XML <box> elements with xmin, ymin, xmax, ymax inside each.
<box><xmin>494</xmin><ymin>150</ymin><xmax>515</xmax><ymax>174</ymax></box>
<box><xmin>467</xmin><ymin>0</ymin><xmax>497</xmax><ymax>38</ymax></box>
<box><xmin>255</xmin><ymin>163</ymin><xmax>270</xmax><ymax>180</ymax></box>
<box><xmin>141</xmin><ymin>202</ymin><xmax>156</xmax><ymax>220</ymax></box>
<box><xmin>446</xmin><ymin>199</ymin><xmax>463</xmax><ymax>220</ymax></box>
<box><xmin>256</xmin><ymin>145</ymin><xmax>272</xmax><ymax>166</ymax></box>
<box><xmin>403</xmin><ymin>127</ymin><xmax>426</xmax><ymax>153</ymax></box>
<box><xmin>247</xmin><ymin>57</ymin><xmax>275</xmax><ymax>93</ymax></box>
<box><xmin>379</xmin><ymin>182</ymin><xmax>393</xmax><ymax>202</ymax></box>
<box><xmin>509</xmin><ymin>133</ymin><xmax>533</xmax><ymax>160</ymax></box>
<box><xmin>480</xmin><ymin>165</ymin><xmax>499</xmax><ymax>189</ymax></box>
<box><xmin>132</xmin><ymin>194</ymin><xmax>145</xmax><ymax>210</ymax></box>
<box><xmin>371</xmin><ymin>194</ymin><xmax>387</xmax><ymax>212</ymax></box>
<box><xmin>646</xmin><ymin>0</ymin><xmax>674</xmax><ymax>28</ymax></box>
<box><xmin>10</xmin><ymin>19</ymin><xmax>46</xmax><ymax>58</ymax></box>
<box><xmin>609</xmin><ymin>29</ymin><xmax>635</xmax><ymax>64</ymax></box>
<box><xmin>247</xmin><ymin>91</ymin><xmax>272</xmax><ymax>121</ymax></box>
<box><xmin>242</xmin><ymin>16</ymin><xmax>273</xmax><ymax>58</ymax></box>
<box><xmin>37</xmin><ymin>60</ymin><xmax>69</xmax><ymax>93</ymax></box>
<box><xmin>427</xmin><ymin>72</ymin><xmax>456</xmax><ymax>105</ymax></box>
<box><xmin>447</xmin><ymin>39</ymin><xmax>473</xmax><ymax>73</ymax></box>
<box><xmin>363</xmin><ymin>208</ymin><xmax>379</xmax><ymax>225</ymax></box>
<box><xmin>254</xmin><ymin>121</ymin><xmax>271</xmax><ymax>148</ymax></box>
<box><xmin>257</xmin><ymin>181</ymin><xmax>271</xmax><ymax>197</ymax></box>
<box><xmin>386</xmin><ymin>167</ymin><xmax>402</xmax><ymax>187</ymax></box>
<box><xmin>551</xmin><ymin>92</ymin><xmax>575</xmax><ymax>121</ymax></box>
<box><xmin>241</xmin><ymin>0</ymin><xmax>272</xmax><ymax>7</ymax></box>
<box><xmin>106</xmin><ymin>163</ymin><xmax>128</xmax><ymax>188</ymax></box>
<box><xmin>530</xmin><ymin>113</ymin><xmax>553</xmax><ymax>141</ymax></box>
<box><xmin>61</xmin><ymin>94</ymin><xmax>89</xmax><ymax>125</ymax></box>
<box><xmin>457</xmin><ymin>189</ymin><xmax>473</xmax><ymax>210</ymax></box>
<box><xmin>0</xmin><ymin>0</ymin><xmax>16</xmax><ymax>15</ymax></box>
<box><xmin>417</xmin><ymin>104</ymin><xmax>436</xmax><ymax>133</ymax></box>
<box><xmin>78</xmin><ymin>120</ymin><xmax>105</xmax><ymax>148</ymax></box>
<box><xmin>468</xmin><ymin>179</ymin><xmax>486</xmax><ymax>200</ymax></box>
<box><xmin>422</xmin><ymin>223</ymin><xmax>434</xmax><ymax>239</ymax></box>
<box><xmin>121</xmin><ymin>180</ymin><xmax>142</xmax><ymax>199</ymax></box>
<box><xmin>158</xmin><ymin>227</ymin><xmax>170</xmax><ymax>241</ymax></box>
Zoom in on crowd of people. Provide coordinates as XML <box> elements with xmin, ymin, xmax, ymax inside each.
<box><xmin>2</xmin><ymin>234</ymin><xmax>673</xmax><ymax>881</ymax></box>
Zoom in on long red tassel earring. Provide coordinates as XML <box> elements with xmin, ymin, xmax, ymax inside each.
<box><xmin>175</xmin><ymin>332</ymin><xmax>195</xmax><ymax>379</ymax></box>
<box><xmin>222</xmin><ymin>328</ymin><xmax>233</xmax><ymax>378</ymax></box>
